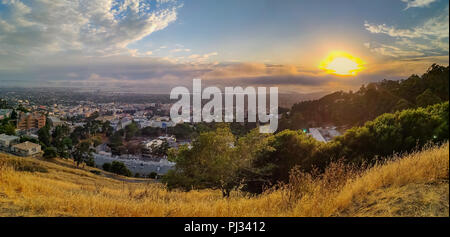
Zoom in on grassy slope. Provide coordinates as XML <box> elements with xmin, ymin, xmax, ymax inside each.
<box><xmin>0</xmin><ymin>143</ymin><xmax>448</xmax><ymax>217</ymax></box>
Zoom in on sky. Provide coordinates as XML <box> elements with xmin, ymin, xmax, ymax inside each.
<box><xmin>0</xmin><ymin>0</ymin><xmax>448</xmax><ymax>94</ymax></box>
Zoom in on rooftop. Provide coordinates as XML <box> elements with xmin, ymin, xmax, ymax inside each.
<box><xmin>12</xmin><ymin>141</ymin><xmax>41</xmax><ymax>150</ymax></box>
<box><xmin>48</xmin><ymin>116</ymin><xmax>62</xmax><ymax>123</ymax></box>
<box><xmin>0</xmin><ymin>134</ymin><xmax>19</xmax><ymax>141</ymax></box>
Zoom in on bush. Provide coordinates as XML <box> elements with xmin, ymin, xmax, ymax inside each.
<box><xmin>148</xmin><ymin>172</ymin><xmax>158</xmax><ymax>179</ymax></box>
<box><xmin>102</xmin><ymin>162</ymin><xmax>111</xmax><ymax>172</ymax></box>
<box><xmin>43</xmin><ymin>147</ymin><xmax>58</xmax><ymax>159</ymax></box>
<box><xmin>110</xmin><ymin>161</ymin><xmax>132</xmax><ymax>177</ymax></box>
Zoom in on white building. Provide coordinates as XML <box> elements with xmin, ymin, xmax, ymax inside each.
<box><xmin>48</xmin><ymin>116</ymin><xmax>65</xmax><ymax>127</ymax></box>
<box><xmin>307</xmin><ymin>127</ymin><xmax>341</xmax><ymax>143</ymax></box>
<box><xmin>0</xmin><ymin>134</ymin><xmax>20</xmax><ymax>150</ymax></box>
<box><xmin>308</xmin><ymin>128</ymin><xmax>327</xmax><ymax>142</ymax></box>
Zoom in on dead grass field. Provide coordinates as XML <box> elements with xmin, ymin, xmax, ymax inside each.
<box><xmin>0</xmin><ymin>143</ymin><xmax>448</xmax><ymax>217</ymax></box>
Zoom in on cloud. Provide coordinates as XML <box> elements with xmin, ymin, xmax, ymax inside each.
<box><xmin>0</xmin><ymin>0</ymin><xmax>180</xmax><ymax>59</ymax></box>
<box><xmin>364</xmin><ymin>12</ymin><xmax>448</xmax><ymax>39</ymax></box>
<box><xmin>364</xmin><ymin>8</ymin><xmax>449</xmax><ymax>59</ymax></box>
<box><xmin>171</xmin><ymin>48</ymin><xmax>191</xmax><ymax>53</ymax></box>
<box><xmin>364</xmin><ymin>42</ymin><xmax>426</xmax><ymax>58</ymax></box>
<box><xmin>401</xmin><ymin>0</ymin><xmax>438</xmax><ymax>9</ymax></box>
<box><xmin>186</xmin><ymin>52</ymin><xmax>218</xmax><ymax>64</ymax></box>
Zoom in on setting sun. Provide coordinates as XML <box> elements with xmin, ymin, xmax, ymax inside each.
<box><xmin>319</xmin><ymin>51</ymin><xmax>366</xmax><ymax>76</ymax></box>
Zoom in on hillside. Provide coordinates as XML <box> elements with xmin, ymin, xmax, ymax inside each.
<box><xmin>0</xmin><ymin>143</ymin><xmax>448</xmax><ymax>217</ymax></box>
<box><xmin>280</xmin><ymin>64</ymin><xmax>449</xmax><ymax>130</ymax></box>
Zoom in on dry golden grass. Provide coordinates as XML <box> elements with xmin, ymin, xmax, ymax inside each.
<box><xmin>285</xmin><ymin>143</ymin><xmax>449</xmax><ymax>217</ymax></box>
<box><xmin>0</xmin><ymin>143</ymin><xmax>448</xmax><ymax>217</ymax></box>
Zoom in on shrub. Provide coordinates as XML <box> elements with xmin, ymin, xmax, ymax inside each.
<box><xmin>102</xmin><ymin>163</ymin><xmax>111</xmax><ymax>172</ymax></box>
<box><xmin>43</xmin><ymin>147</ymin><xmax>58</xmax><ymax>159</ymax></box>
<box><xmin>110</xmin><ymin>161</ymin><xmax>132</xmax><ymax>177</ymax></box>
<box><xmin>148</xmin><ymin>172</ymin><xmax>158</xmax><ymax>179</ymax></box>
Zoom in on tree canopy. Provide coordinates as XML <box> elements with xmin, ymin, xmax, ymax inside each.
<box><xmin>280</xmin><ymin>64</ymin><xmax>449</xmax><ymax>130</ymax></box>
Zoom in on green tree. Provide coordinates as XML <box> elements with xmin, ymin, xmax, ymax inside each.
<box><xmin>240</xmin><ymin>130</ymin><xmax>320</xmax><ymax>193</ymax></box>
<box><xmin>72</xmin><ymin>141</ymin><xmax>94</xmax><ymax>167</ymax></box>
<box><xmin>102</xmin><ymin>121</ymin><xmax>114</xmax><ymax>136</ymax></box>
<box><xmin>125</xmin><ymin>122</ymin><xmax>139</xmax><ymax>140</ymax></box>
<box><xmin>10</xmin><ymin>110</ymin><xmax>17</xmax><ymax>120</ymax></box>
<box><xmin>102</xmin><ymin>162</ymin><xmax>112</xmax><ymax>172</ymax></box>
<box><xmin>169</xmin><ymin>124</ymin><xmax>194</xmax><ymax>139</ymax></box>
<box><xmin>70</xmin><ymin>126</ymin><xmax>88</xmax><ymax>145</ymax></box>
<box><xmin>392</xmin><ymin>98</ymin><xmax>412</xmax><ymax>112</ymax></box>
<box><xmin>416</xmin><ymin>89</ymin><xmax>441</xmax><ymax>108</ymax></box>
<box><xmin>164</xmin><ymin>125</ymin><xmax>240</xmax><ymax>197</ymax></box>
<box><xmin>333</xmin><ymin>101</ymin><xmax>449</xmax><ymax>163</ymax></box>
<box><xmin>109</xmin><ymin>131</ymin><xmax>124</xmax><ymax>156</ymax></box>
<box><xmin>51</xmin><ymin>124</ymin><xmax>71</xmax><ymax>157</ymax></box>
<box><xmin>1</xmin><ymin>123</ymin><xmax>16</xmax><ymax>136</ymax></box>
<box><xmin>110</xmin><ymin>161</ymin><xmax>131</xmax><ymax>177</ymax></box>
<box><xmin>38</xmin><ymin>126</ymin><xmax>51</xmax><ymax>147</ymax></box>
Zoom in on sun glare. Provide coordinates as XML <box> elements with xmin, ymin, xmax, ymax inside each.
<box><xmin>319</xmin><ymin>51</ymin><xmax>366</xmax><ymax>76</ymax></box>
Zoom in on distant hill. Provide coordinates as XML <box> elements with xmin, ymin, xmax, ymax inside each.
<box><xmin>280</xmin><ymin>64</ymin><xmax>449</xmax><ymax>130</ymax></box>
<box><xmin>278</xmin><ymin>91</ymin><xmax>330</xmax><ymax>108</ymax></box>
<box><xmin>0</xmin><ymin>142</ymin><xmax>448</xmax><ymax>217</ymax></box>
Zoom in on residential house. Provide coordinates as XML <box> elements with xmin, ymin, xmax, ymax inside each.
<box><xmin>11</xmin><ymin>141</ymin><xmax>42</xmax><ymax>157</ymax></box>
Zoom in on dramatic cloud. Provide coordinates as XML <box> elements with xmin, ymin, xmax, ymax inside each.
<box><xmin>364</xmin><ymin>12</ymin><xmax>448</xmax><ymax>39</ymax></box>
<box><xmin>0</xmin><ymin>0</ymin><xmax>180</xmax><ymax>59</ymax></box>
<box><xmin>364</xmin><ymin>7</ymin><xmax>449</xmax><ymax>59</ymax></box>
<box><xmin>401</xmin><ymin>0</ymin><xmax>438</xmax><ymax>9</ymax></box>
